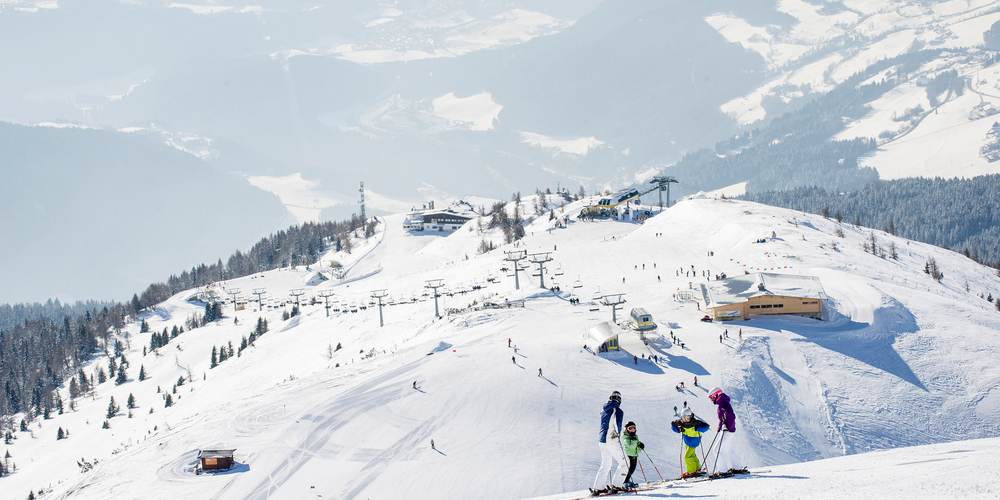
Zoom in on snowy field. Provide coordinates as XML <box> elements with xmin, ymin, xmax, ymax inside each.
<box><xmin>541</xmin><ymin>437</ymin><xmax>1000</xmax><ymax>500</ymax></box>
<box><xmin>710</xmin><ymin>0</ymin><xmax>1000</xmax><ymax>126</ymax></box>
<box><xmin>4</xmin><ymin>196</ymin><xmax>1000</xmax><ymax>499</ymax></box>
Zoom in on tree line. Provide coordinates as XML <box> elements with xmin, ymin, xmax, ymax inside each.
<box><xmin>1</xmin><ymin>214</ymin><xmax>367</xmax><ymax>426</ymax></box>
<box><xmin>742</xmin><ymin>174</ymin><xmax>1000</xmax><ymax>266</ymax></box>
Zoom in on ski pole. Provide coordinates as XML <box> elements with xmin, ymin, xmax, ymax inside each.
<box><xmin>700</xmin><ymin>431</ymin><xmax>721</xmax><ymax>471</ymax></box>
<box><xmin>616</xmin><ymin>431</ymin><xmax>631</xmax><ymax>485</ymax></box>
<box><xmin>712</xmin><ymin>430</ymin><xmax>726</xmax><ymax>474</ymax></box>
<box><xmin>642</xmin><ymin>449</ymin><xmax>664</xmax><ymax>481</ymax></box>
<box><xmin>636</xmin><ymin>455</ymin><xmax>648</xmax><ymax>483</ymax></box>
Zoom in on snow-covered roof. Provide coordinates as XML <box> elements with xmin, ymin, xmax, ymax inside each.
<box><xmin>702</xmin><ymin>273</ymin><xmax>825</xmax><ymax>307</ymax></box>
<box><xmin>585</xmin><ymin>321</ymin><xmax>622</xmax><ymax>345</ymax></box>
<box><xmin>198</xmin><ymin>449</ymin><xmax>236</xmax><ymax>459</ymax></box>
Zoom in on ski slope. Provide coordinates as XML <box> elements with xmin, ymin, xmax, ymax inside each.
<box><xmin>541</xmin><ymin>436</ymin><xmax>1000</xmax><ymax>500</ymax></box>
<box><xmin>4</xmin><ymin>196</ymin><xmax>1000</xmax><ymax>499</ymax></box>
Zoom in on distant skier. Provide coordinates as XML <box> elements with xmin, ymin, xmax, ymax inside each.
<box><xmin>671</xmin><ymin>408</ymin><xmax>710</xmax><ymax>477</ymax></box>
<box><xmin>693</xmin><ymin>376</ymin><xmax>698</xmax><ymax>387</ymax></box>
<box><xmin>413</xmin><ymin>381</ymin><xmax>418</xmax><ymax>390</ymax></box>
<box><xmin>512</xmin><ymin>355</ymin><xmax>516</xmax><ymax>364</ymax></box>
<box><xmin>431</xmin><ymin>439</ymin><xmax>436</xmax><ymax>449</ymax></box>
<box><xmin>633</xmin><ymin>355</ymin><xmax>638</xmax><ymax>365</ymax></box>
<box><xmin>621</xmin><ymin>421</ymin><xmax>645</xmax><ymax>488</ymax></box>
<box><xmin>709</xmin><ymin>387</ymin><xmax>736</xmax><ymax>433</ymax></box>
<box><xmin>592</xmin><ymin>391</ymin><xmax>626</xmax><ymax>491</ymax></box>
<box><xmin>538</xmin><ymin>368</ymin><xmax>543</xmax><ymax>377</ymax></box>
<box><xmin>508</xmin><ymin>338</ymin><xmax>512</xmax><ymax>348</ymax></box>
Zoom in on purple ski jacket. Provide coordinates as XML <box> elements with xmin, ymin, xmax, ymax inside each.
<box><xmin>713</xmin><ymin>392</ymin><xmax>736</xmax><ymax>432</ymax></box>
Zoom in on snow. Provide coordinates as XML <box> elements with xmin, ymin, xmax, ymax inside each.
<box><xmin>541</xmin><ymin>437</ymin><xmax>1000</xmax><ymax>499</ymax></box>
<box><xmin>709</xmin><ymin>1</ymin><xmax>1000</xmax><ymax>126</ymax></box>
<box><xmin>327</xmin><ymin>9</ymin><xmax>572</xmax><ymax>64</ymax></box>
<box><xmin>246</xmin><ymin>173</ymin><xmax>341</xmax><ymax>224</ymax></box>
<box><xmin>703</xmin><ymin>273</ymin><xmax>826</xmax><ymax>306</ymax></box>
<box><xmin>862</xmin><ymin>90</ymin><xmax>1000</xmax><ymax>179</ymax></box>
<box><xmin>520</xmin><ymin>131</ymin><xmax>605</xmax><ymax>156</ymax></box>
<box><xmin>4</xmin><ymin>197</ymin><xmax>1000</xmax><ymax>499</ymax></box>
<box><xmin>431</xmin><ymin>92</ymin><xmax>503</xmax><ymax>131</ymax></box>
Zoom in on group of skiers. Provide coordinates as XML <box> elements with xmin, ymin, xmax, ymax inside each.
<box><xmin>592</xmin><ymin>387</ymin><xmax>737</xmax><ymax>493</ymax></box>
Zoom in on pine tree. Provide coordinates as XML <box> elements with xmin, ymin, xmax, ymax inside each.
<box><xmin>127</xmin><ymin>393</ymin><xmax>136</xmax><ymax>409</ymax></box>
<box><xmin>106</xmin><ymin>396</ymin><xmax>119</xmax><ymax>419</ymax></box>
<box><xmin>57</xmin><ymin>427</ymin><xmax>65</xmax><ymax>440</ymax></box>
<box><xmin>19</xmin><ymin>420</ymin><xmax>27</xmax><ymax>432</ymax></box>
<box><xmin>102</xmin><ymin>420</ymin><xmax>110</xmax><ymax>429</ymax></box>
<box><xmin>164</xmin><ymin>394</ymin><xmax>173</xmax><ymax>408</ymax></box>
<box><xmin>115</xmin><ymin>366</ymin><xmax>127</xmax><ymax>385</ymax></box>
<box><xmin>211</xmin><ymin>346</ymin><xmax>218</xmax><ymax>368</ymax></box>
<box><xmin>68</xmin><ymin>378</ymin><xmax>79</xmax><ymax>400</ymax></box>
<box><xmin>55</xmin><ymin>393</ymin><xmax>64</xmax><ymax>415</ymax></box>
<box><xmin>138</xmin><ymin>365</ymin><xmax>147</xmax><ymax>381</ymax></box>
<box><xmin>176</xmin><ymin>376</ymin><xmax>185</xmax><ymax>387</ymax></box>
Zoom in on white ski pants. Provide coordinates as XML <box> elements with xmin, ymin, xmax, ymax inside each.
<box><xmin>592</xmin><ymin>439</ymin><xmax>628</xmax><ymax>489</ymax></box>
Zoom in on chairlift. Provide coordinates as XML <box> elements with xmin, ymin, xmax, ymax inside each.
<box><xmin>572</xmin><ymin>277</ymin><xmax>583</xmax><ymax>289</ymax></box>
<box><xmin>554</xmin><ymin>265</ymin><xmax>565</xmax><ymax>276</ymax></box>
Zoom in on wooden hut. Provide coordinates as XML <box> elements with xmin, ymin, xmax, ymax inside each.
<box><xmin>198</xmin><ymin>449</ymin><xmax>236</xmax><ymax>471</ymax></box>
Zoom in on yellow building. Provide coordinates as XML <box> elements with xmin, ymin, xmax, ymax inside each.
<box><xmin>700</xmin><ymin>273</ymin><xmax>825</xmax><ymax>321</ymax></box>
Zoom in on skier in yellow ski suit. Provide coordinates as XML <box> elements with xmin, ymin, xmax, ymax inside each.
<box><xmin>671</xmin><ymin>408</ymin><xmax>711</xmax><ymax>476</ymax></box>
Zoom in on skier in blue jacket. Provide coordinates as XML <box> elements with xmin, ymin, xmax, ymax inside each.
<box><xmin>592</xmin><ymin>391</ymin><xmax>627</xmax><ymax>491</ymax></box>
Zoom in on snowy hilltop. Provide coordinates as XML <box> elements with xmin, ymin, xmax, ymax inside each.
<box><xmin>3</xmin><ymin>195</ymin><xmax>1000</xmax><ymax>499</ymax></box>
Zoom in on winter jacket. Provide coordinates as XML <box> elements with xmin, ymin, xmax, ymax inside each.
<box><xmin>671</xmin><ymin>417</ymin><xmax>710</xmax><ymax>448</ymax></box>
<box><xmin>622</xmin><ymin>431</ymin><xmax>644</xmax><ymax>457</ymax></box>
<box><xmin>599</xmin><ymin>399</ymin><xmax>624</xmax><ymax>443</ymax></box>
<box><xmin>713</xmin><ymin>392</ymin><xmax>736</xmax><ymax>432</ymax></box>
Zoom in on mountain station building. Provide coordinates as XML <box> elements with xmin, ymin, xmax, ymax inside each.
<box><xmin>701</xmin><ymin>273</ymin><xmax>825</xmax><ymax>321</ymax></box>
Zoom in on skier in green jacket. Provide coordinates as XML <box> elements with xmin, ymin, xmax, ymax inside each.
<box><xmin>621</xmin><ymin>421</ymin><xmax>645</xmax><ymax>488</ymax></box>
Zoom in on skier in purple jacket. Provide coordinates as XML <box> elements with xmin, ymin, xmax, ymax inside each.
<box><xmin>708</xmin><ymin>387</ymin><xmax>736</xmax><ymax>432</ymax></box>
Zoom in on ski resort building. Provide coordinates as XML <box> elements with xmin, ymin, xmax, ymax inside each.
<box><xmin>629</xmin><ymin>308</ymin><xmax>656</xmax><ymax>331</ymax></box>
<box><xmin>198</xmin><ymin>449</ymin><xmax>236</xmax><ymax>471</ymax></box>
<box><xmin>585</xmin><ymin>321</ymin><xmax>621</xmax><ymax>352</ymax></box>
<box><xmin>403</xmin><ymin>202</ymin><xmax>476</xmax><ymax>232</ymax></box>
<box><xmin>701</xmin><ymin>273</ymin><xmax>825</xmax><ymax>321</ymax></box>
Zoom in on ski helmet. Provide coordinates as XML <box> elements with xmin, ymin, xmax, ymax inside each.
<box><xmin>625</xmin><ymin>421</ymin><xmax>636</xmax><ymax>429</ymax></box>
<box><xmin>681</xmin><ymin>407</ymin><xmax>694</xmax><ymax>421</ymax></box>
<box><xmin>708</xmin><ymin>387</ymin><xmax>723</xmax><ymax>402</ymax></box>
<box><xmin>610</xmin><ymin>391</ymin><xmax>622</xmax><ymax>403</ymax></box>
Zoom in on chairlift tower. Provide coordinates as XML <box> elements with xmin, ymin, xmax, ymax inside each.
<box><xmin>318</xmin><ymin>290</ymin><xmax>336</xmax><ymax>318</ymax></box>
<box><xmin>598</xmin><ymin>293</ymin><xmax>627</xmax><ymax>323</ymax></box>
<box><xmin>225</xmin><ymin>288</ymin><xmax>241</xmax><ymax>315</ymax></box>
<box><xmin>528</xmin><ymin>252</ymin><xmax>554</xmax><ymax>289</ymax></box>
<box><xmin>252</xmin><ymin>288</ymin><xmax>267</xmax><ymax>311</ymax></box>
<box><xmin>425</xmin><ymin>279</ymin><xmax>445</xmax><ymax>319</ymax></box>
<box><xmin>503</xmin><ymin>249</ymin><xmax>528</xmax><ymax>290</ymax></box>
<box><xmin>359</xmin><ymin>181</ymin><xmax>366</xmax><ymax>222</ymax></box>
<box><xmin>371</xmin><ymin>289</ymin><xmax>389</xmax><ymax>327</ymax></box>
<box><xmin>289</xmin><ymin>289</ymin><xmax>306</xmax><ymax>308</ymax></box>
<box><xmin>650</xmin><ymin>176</ymin><xmax>679</xmax><ymax>210</ymax></box>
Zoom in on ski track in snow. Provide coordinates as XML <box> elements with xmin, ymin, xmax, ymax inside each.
<box><xmin>8</xmin><ymin>195</ymin><xmax>1000</xmax><ymax>500</ymax></box>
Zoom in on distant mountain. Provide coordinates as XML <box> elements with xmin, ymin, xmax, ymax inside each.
<box><xmin>0</xmin><ymin>122</ymin><xmax>293</xmax><ymax>302</ymax></box>
<box><xmin>0</xmin><ymin>0</ymin><xmax>770</xmax><ymax>202</ymax></box>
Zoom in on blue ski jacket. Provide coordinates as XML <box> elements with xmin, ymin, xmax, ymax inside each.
<box><xmin>671</xmin><ymin>418</ymin><xmax>710</xmax><ymax>448</ymax></box>
<box><xmin>599</xmin><ymin>400</ymin><xmax>624</xmax><ymax>443</ymax></box>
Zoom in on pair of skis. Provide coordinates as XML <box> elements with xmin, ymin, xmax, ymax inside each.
<box><xmin>587</xmin><ymin>468</ymin><xmax>751</xmax><ymax>497</ymax></box>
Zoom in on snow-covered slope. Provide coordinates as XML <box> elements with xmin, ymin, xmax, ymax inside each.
<box><xmin>4</xmin><ymin>198</ymin><xmax>1000</xmax><ymax>499</ymax></box>
<box><xmin>541</xmin><ymin>436</ymin><xmax>1000</xmax><ymax>500</ymax></box>
<box><xmin>707</xmin><ymin>0</ymin><xmax>1000</xmax><ymax>180</ymax></box>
